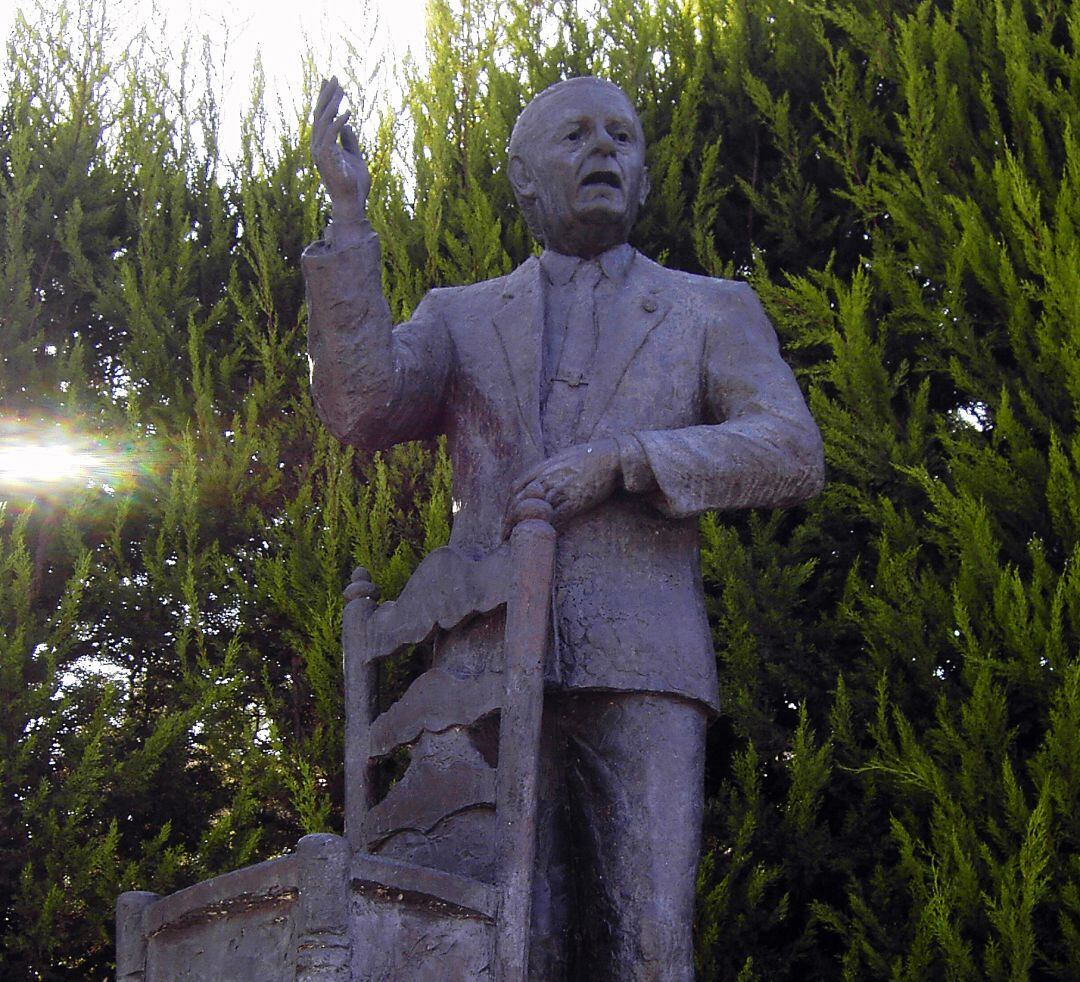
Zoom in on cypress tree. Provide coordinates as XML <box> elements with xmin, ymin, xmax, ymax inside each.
<box><xmin>3</xmin><ymin>0</ymin><xmax>1080</xmax><ymax>977</ymax></box>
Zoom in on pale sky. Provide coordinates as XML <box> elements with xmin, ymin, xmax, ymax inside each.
<box><xmin>1</xmin><ymin>0</ymin><xmax>431</xmax><ymax>158</ymax></box>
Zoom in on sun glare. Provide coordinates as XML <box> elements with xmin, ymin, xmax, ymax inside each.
<box><xmin>0</xmin><ymin>419</ymin><xmax>145</xmax><ymax>496</ymax></box>
<box><xmin>0</xmin><ymin>443</ymin><xmax>103</xmax><ymax>486</ymax></box>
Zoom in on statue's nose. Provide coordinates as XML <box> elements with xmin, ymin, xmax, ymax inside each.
<box><xmin>591</xmin><ymin>129</ymin><xmax>616</xmax><ymax>154</ymax></box>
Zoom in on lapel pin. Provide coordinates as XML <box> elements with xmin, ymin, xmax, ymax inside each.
<box><xmin>641</xmin><ymin>297</ymin><xmax>658</xmax><ymax>313</ymax></box>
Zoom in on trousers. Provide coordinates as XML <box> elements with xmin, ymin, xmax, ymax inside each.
<box><xmin>528</xmin><ymin>691</ymin><xmax>707</xmax><ymax>981</ymax></box>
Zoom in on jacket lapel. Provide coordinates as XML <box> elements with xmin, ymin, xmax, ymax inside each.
<box><xmin>577</xmin><ymin>257</ymin><xmax>671</xmax><ymax>442</ymax></box>
<box><xmin>491</xmin><ymin>257</ymin><xmax>545</xmax><ymax>456</ymax></box>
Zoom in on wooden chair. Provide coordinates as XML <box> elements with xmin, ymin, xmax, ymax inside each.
<box><xmin>344</xmin><ymin>500</ymin><xmax>555</xmax><ymax>980</ymax></box>
<box><xmin>117</xmin><ymin>502</ymin><xmax>555</xmax><ymax>981</ymax></box>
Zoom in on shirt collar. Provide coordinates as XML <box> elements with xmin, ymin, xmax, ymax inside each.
<box><xmin>539</xmin><ymin>242</ymin><xmax>635</xmax><ymax>287</ymax></box>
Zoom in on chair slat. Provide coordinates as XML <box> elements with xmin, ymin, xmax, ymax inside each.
<box><xmin>362</xmin><ymin>544</ymin><xmax>511</xmax><ymax>664</ymax></box>
<box><xmin>368</xmin><ymin>667</ymin><xmax>502</xmax><ymax>759</ymax></box>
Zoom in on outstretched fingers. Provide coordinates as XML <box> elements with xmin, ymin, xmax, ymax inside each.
<box><xmin>325</xmin><ymin>109</ymin><xmax>352</xmax><ymax>147</ymax></box>
<box><xmin>313</xmin><ymin>85</ymin><xmax>344</xmax><ymax>145</ymax></box>
<box><xmin>315</xmin><ymin>93</ymin><xmax>341</xmax><ymax>141</ymax></box>
<box><xmin>340</xmin><ymin>122</ymin><xmax>361</xmax><ymax>157</ymax></box>
<box><xmin>315</xmin><ymin>77</ymin><xmax>336</xmax><ymax>117</ymax></box>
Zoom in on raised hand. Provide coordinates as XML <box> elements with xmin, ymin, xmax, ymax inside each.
<box><xmin>311</xmin><ymin>77</ymin><xmax>371</xmax><ymax>223</ymax></box>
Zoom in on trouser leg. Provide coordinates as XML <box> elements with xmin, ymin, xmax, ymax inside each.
<box><xmin>528</xmin><ymin>702</ymin><xmax>573</xmax><ymax>981</ymax></box>
<box><xmin>563</xmin><ymin>692</ymin><xmax>706</xmax><ymax>981</ymax></box>
<box><xmin>528</xmin><ymin>691</ymin><xmax>706</xmax><ymax>980</ymax></box>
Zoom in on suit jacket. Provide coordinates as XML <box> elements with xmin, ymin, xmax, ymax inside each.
<box><xmin>303</xmin><ymin>227</ymin><xmax>824</xmax><ymax>712</ymax></box>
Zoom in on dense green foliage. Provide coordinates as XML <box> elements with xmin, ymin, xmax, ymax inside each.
<box><xmin>2</xmin><ymin>0</ymin><xmax>1079</xmax><ymax>977</ymax></box>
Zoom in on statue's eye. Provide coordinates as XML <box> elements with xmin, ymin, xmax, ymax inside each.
<box><xmin>564</xmin><ymin>129</ymin><xmax>582</xmax><ymax>143</ymax></box>
<box><xmin>613</xmin><ymin>130</ymin><xmax>631</xmax><ymax>143</ymax></box>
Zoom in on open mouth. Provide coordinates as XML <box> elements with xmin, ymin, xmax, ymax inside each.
<box><xmin>580</xmin><ymin>170</ymin><xmax>622</xmax><ymax>190</ymax></box>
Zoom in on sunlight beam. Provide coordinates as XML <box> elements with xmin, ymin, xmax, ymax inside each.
<box><xmin>0</xmin><ymin>444</ymin><xmax>103</xmax><ymax>485</ymax></box>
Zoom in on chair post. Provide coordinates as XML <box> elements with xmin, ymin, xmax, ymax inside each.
<box><xmin>494</xmin><ymin>499</ymin><xmax>556</xmax><ymax>982</ymax></box>
<box><xmin>116</xmin><ymin>890</ymin><xmax>159</xmax><ymax>982</ymax></box>
<box><xmin>343</xmin><ymin>566</ymin><xmax>379</xmax><ymax>853</ymax></box>
<box><xmin>295</xmin><ymin>833</ymin><xmax>351</xmax><ymax>980</ymax></box>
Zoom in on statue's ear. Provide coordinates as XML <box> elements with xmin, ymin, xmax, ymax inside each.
<box><xmin>639</xmin><ymin>167</ymin><xmax>651</xmax><ymax>207</ymax></box>
<box><xmin>509</xmin><ymin>156</ymin><xmax>536</xmax><ymax>199</ymax></box>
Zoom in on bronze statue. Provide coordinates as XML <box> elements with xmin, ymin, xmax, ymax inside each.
<box><xmin>304</xmin><ymin>74</ymin><xmax>824</xmax><ymax>980</ymax></box>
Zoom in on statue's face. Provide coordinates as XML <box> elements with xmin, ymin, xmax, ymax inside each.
<box><xmin>511</xmin><ymin>82</ymin><xmax>648</xmax><ymax>257</ymax></box>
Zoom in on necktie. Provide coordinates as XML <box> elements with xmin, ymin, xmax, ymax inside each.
<box><xmin>543</xmin><ymin>261</ymin><xmax>602</xmax><ymax>453</ymax></box>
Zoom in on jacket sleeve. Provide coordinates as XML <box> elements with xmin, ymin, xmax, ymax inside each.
<box><xmin>301</xmin><ymin>222</ymin><xmax>452</xmax><ymax>452</ymax></box>
<box><xmin>634</xmin><ymin>280</ymin><xmax>824</xmax><ymax>519</ymax></box>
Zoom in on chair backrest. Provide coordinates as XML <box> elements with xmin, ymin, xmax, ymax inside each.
<box><xmin>341</xmin><ymin>507</ymin><xmax>556</xmax><ymax>982</ymax></box>
<box><xmin>341</xmin><ymin>542</ymin><xmax>512</xmax><ymax>851</ymax></box>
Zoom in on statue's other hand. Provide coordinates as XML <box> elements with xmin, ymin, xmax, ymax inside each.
<box><xmin>507</xmin><ymin>439</ymin><xmax>620</xmax><ymax>534</ymax></box>
<box><xmin>311</xmin><ymin>76</ymin><xmax>371</xmax><ymax>223</ymax></box>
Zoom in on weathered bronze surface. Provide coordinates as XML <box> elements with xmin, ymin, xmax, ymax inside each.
<box><xmin>304</xmin><ymin>75</ymin><xmax>824</xmax><ymax>979</ymax></box>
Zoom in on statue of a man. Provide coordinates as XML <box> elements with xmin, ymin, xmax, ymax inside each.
<box><xmin>304</xmin><ymin>74</ymin><xmax>823</xmax><ymax>980</ymax></box>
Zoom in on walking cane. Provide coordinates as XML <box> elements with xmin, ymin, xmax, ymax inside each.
<box><xmin>494</xmin><ymin>495</ymin><xmax>557</xmax><ymax>982</ymax></box>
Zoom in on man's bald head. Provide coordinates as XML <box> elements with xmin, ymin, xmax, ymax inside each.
<box><xmin>508</xmin><ymin>77</ymin><xmax>644</xmax><ymax>162</ymax></box>
<box><xmin>508</xmin><ymin>77</ymin><xmax>649</xmax><ymax>256</ymax></box>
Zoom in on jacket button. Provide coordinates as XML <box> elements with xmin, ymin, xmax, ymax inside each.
<box><xmin>642</xmin><ymin>297</ymin><xmax>657</xmax><ymax>312</ymax></box>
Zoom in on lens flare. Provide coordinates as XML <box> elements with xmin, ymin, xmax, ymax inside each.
<box><xmin>0</xmin><ymin>417</ymin><xmax>154</xmax><ymax>497</ymax></box>
<box><xmin>0</xmin><ymin>444</ymin><xmax>103</xmax><ymax>484</ymax></box>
